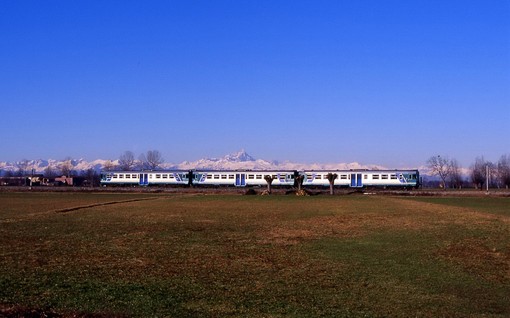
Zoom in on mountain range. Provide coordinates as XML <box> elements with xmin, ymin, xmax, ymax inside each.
<box><xmin>0</xmin><ymin>149</ymin><xmax>429</xmax><ymax>175</ymax></box>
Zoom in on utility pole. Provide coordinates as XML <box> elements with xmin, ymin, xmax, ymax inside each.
<box><xmin>486</xmin><ymin>164</ymin><xmax>489</xmax><ymax>193</ymax></box>
<box><xmin>29</xmin><ymin>168</ymin><xmax>34</xmax><ymax>190</ymax></box>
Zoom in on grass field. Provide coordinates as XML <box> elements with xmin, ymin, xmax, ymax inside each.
<box><xmin>1</xmin><ymin>192</ymin><xmax>509</xmax><ymax>317</ymax></box>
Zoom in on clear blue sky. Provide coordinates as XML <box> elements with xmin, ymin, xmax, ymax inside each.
<box><xmin>1</xmin><ymin>1</ymin><xmax>509</xmax><ymax>168</ymax></box>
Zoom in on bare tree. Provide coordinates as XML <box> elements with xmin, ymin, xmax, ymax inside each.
<box><xmin>264</xmin><ymin>175</ymin><xmax>275</xmax><ymax>194</ymax></box>
<box><xmin>59</xmin><ymin>158</ymin><xmax>74</xmax><ymax>177</ymax></box>
<box><xmin>103</xmin><ymin>160</ymin><xmax>117</xmax><ymax>172</ymax></box>
<box><xmin>448</xmin><ymin>159</ymin><xmax>463</xmax><ymax>189</ymax></box>
<box><xmin>44</xmin><ymin>163</ymin><xmax>58</xmax><ymax>178</ymax></box>
<box><xmin>16</xmin><ymin>159</ymin><xmax>30</xmax><ymax>177</ymax></box>
<box><xmin>295</xmin><ymin>174</ymin><xmax>304</xmax><ymax>191</ymax></box>
<box><xmin>119</xmin><ymin>151</ymin><xmax>136</xmax><ymax>171</ymax></box>
<box><xmin>498</xmin><ymin>154</ymin><xmax>510</xmax><ymax>189</ymax></box>
<box><xmin>81</xmin><ymin>168</ymin><xmax>99</xmax><ymax>187</ymax></box>
<box><xmin>470</xmin><ymin>156</ymin><xmax>487</xmax><ymax>190</ymax></box>
<box><xmin>426</xmin><ymin>155</ymin><xmax>451</xmax><ymax>189</ymax></box>
<box><xmin>326</xmin><ymin>173</ymin><xmax>338</xmax><ymax>195</ymax></box>
<box><xmin>139</xmin><ymin>150</ymin><xmax>164</xmax><ymax>170</ymax></box>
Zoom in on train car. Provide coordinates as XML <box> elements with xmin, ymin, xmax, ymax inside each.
<box><xmin>101</xmin><ymin>169</ymin><xmax>419</xmax><ymax>189</ymax></box>
<box><xmin>192</xmin><ymin>170</ymin><xmax>296</xmax><ymax>187</ymax></box>
<box><xmin>301</xmin><ymin>169</ymin><xmax>420</xmax><ymax>189</ymax></box>
<box><xmin>100</xmin><ymin>170</ymin><xmax>192</xmax><ymax>186</ymax></box>
<box><xmin>301</xmin><ymin>171</ymin><xmax>353</xmax><ymax>187</ymax></box>
<box><xmin>363</xmin><ymin>170</ymin><xmax>420</xmax><ymax>188</ymax></box>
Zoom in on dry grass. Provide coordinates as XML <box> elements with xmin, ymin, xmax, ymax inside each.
<box><xmin>0</xmin><ymin>193</ymin><xmax>509</xmax><ymax>317</ymax></box>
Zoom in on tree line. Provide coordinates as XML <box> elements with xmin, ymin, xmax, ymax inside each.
<box><xmin>2</xmin><ymin>150</ymin><xmax>510</xmax><ymax>190</ymax></box>
<box><xmin>426</xmin><ymin>154</ymin><xmax>510</xmax><ymax>189</ymax></box>
<box><xmin>1</xmin><ymin>157</ymin><xmax>79</xmax><ymax>178</ymax></box>
<box><xmin>0</xmin><ymin>150</ymin><xmax>164</xmax><ymax>187</ymax></box>
<box><xmin>102</xmin><ymin>150</ymin><xmax>164</xmax><ymax>171</ymax></box>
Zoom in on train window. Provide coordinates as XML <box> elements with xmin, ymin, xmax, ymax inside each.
<box><xmin>316</xmin><ymin>175</ymin><xmax>322</xmax><ymax>179</ymax></box>
<box><xmin>214</xmin><ymin>175</ymin><xmax>220</xmax><ymax>179</ymax></box>
<box><xmin>113</xmin><ymin>174</ymin><xmax>118</xmax><ymax>178</ymax></box>
<box><xmin>248</xmin><ymin>174</ymin><xmax>254</xmax><ymax>179</ymax></box>
<box><xmin>364</xmin><ymin>175</ymin><xmax>367</xmax><ymax>179</ymax></box>
<box><xmin>306</xmin><ymin>174</ymin><xmax>313</xmax><ymax>179</ymax></box>
<box><xmin>381</xmin><ymin>174</ymin><xmax>388</xmax><ymax>179</ymax></box>
<box><xmin>118</xmin><ymin>174</ymin><xmax>123</xmax><ymax>178</ymax></box>
<box><xmin>156</xmin><ymin>174</ymin><xmax>161</xmax><ymax>179</ymax></box>
<box><xmin>132</xmin><ymin>174</ymin><xmax>137</xmax><ymax>178</ymax></box>
<box><xmin>221</xmin><ymin>175</ymin><xmax>227</xmax><ymax>179</ymax></box>
<box><xmin>256</xmin><ymin>175</ymin><xmax>262</xmax><ymax>179</ymax></box>
<box><xmin>162</xmin><ymin>174</ymin><xmax>168</xmax><ymax>178</ymax></box>
<box><xmin>272</xmin><ymin>175</ymin><xmax>277</xmax><ymax>179</ymax></box>
<box><xmin>229</xmin><ymin>175</ymin><xmax>235</xmax><ymax>179</ymax></box>
<box><xmin>126</xmin><ymin>175</ymin><xmax>131</xmax><ymax>179</ymax></box>
<box><xmin>373</xmin><ymin>175</ymin><xmax>379</xmax><ymax>179</ymax></box>
<box><xmin>169</xmin><ymin>174</ymin><xmax>175</xmax><ymax>179</ymax></box>
<box><xmin>390</xmin><ymin>174</ymin><xmax>397</xmax><ymax>179</ymax></box>
<box><xmin>341</xmin><ymin>175</ymin><xmax>347</xmax><ymax>179</ymax></box>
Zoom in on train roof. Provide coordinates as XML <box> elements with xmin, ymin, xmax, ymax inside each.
<box><xmin>193</xmin><ymin>169</ymin><xmax>296</xmax><ymax>172</ymax></box>
<box><xmin>100</xmin><ymin>170</ymin><xmax>191</xmax><ymax>173</ymax></box>
<box><xmin>301</xmin><ymin>169</ymin><xmax>419</xmax><ymax>172</ymax></box>
<box><xmin>101</xmin><ymin>169</ymin><xmax>419</xmax><ymax>174</ymax></box>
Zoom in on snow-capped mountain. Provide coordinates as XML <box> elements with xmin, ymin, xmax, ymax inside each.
<box><xmin>174</xmin><ymin>150</ymin><xmax>388</xmax><ymax>171</ymax></box>
<box><xmin>0</xmin><ymin>158</ymin><xmax>115</xmax><ymax>174</ymax></box>
<box><xmin>0</xmin><ymin>150</ymin><xmax>405</xmax><ymax>175</ymax></box>
<box><xmin>224</xmin><ymin>149</ymin><xmax>256</xmax><ymax>162</ymax></box>
<box><xmin>177</xmin><ymin>150</ymin><xmax>275</xmax><ymax>170</ymax></box>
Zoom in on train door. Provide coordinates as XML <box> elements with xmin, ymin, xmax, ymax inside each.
<box><xmin>139</xmin><ymin>173</ymin><xmax>148</xmax><ymax>186</ymax></box>
<box><xmin>350</xmin><ymin>173</ymin><xmax>363</xmax><ymax>188</ymax></box>
<box><xmin>235</xmin><ymin>173</ymin><xmax>246</xmax><ymax>187</ymax></box>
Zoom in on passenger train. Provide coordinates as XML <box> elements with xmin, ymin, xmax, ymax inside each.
<box><xmin>100</xmin><ymin>169</ymin><xmax>420</xmax><ymax>189</ymax></box>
